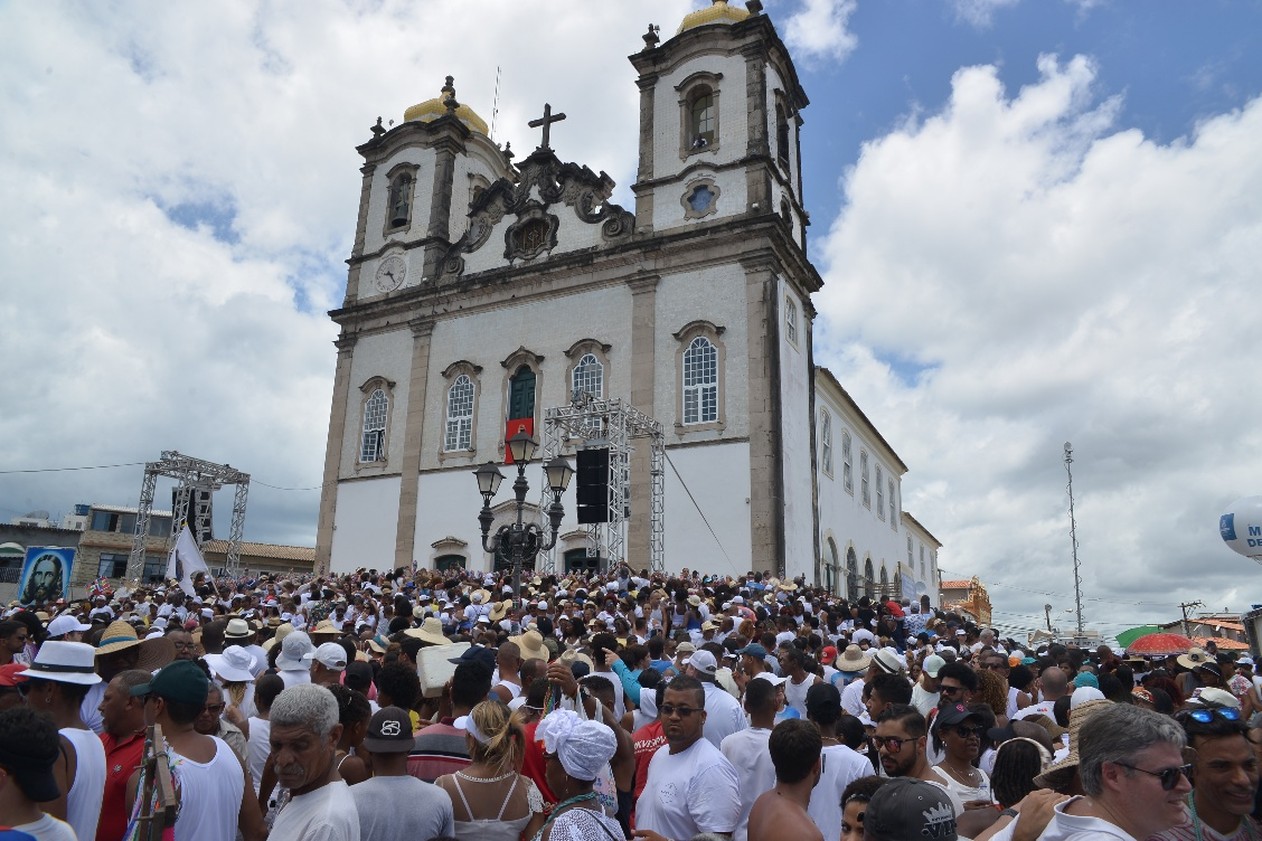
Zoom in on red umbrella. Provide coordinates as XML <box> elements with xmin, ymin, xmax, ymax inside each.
<box><xmin>1126</xmin><ymin>632</ymin><xmax>1194</xmax><ymax>657</ymax></box>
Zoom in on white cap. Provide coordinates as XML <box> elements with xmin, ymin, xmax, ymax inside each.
<box><xmin>303</xmin><ymin>641</ymin><xmax>348</xmax><ymax>671</ymax></box>
<box><xmin>752</xmin><ymin>672</ymin><xmax>788</xmax><ymax>686</ymax></box>
<box><xmin>46</xmin><ymin>614</ymin><xmax>91</xmax><ymax>638</ymax></box>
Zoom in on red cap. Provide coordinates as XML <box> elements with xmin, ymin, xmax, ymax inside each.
<box><xmin>820</xmin><ymin>645</ymin><xmax>839</xmax><ymax>665</ymax></box>
<box><xmin>0</xmin><ymin>662</ymin><xmax>30</xmax><ymax>687</ymax></box>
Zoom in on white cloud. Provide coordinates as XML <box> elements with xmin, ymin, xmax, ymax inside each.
<box><xmin>815</xmin><ymin>54</ymin><xmax>1262</xmax><ymax>632</ymax></box>
<box><xmin>951</xmin><ymin>0</ymin><xmax>1020</xmax><ymax>28</ymax></box>
<box><xmin>781</xmin><ymin>0</ymin><xmax>859</xmax><ymax>62</ymax></box>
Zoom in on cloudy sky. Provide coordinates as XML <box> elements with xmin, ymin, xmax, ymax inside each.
<box><xmin>2</xmin><ymin>1</ymin><xmax>1259</xmax><ymax>640</ymax></box>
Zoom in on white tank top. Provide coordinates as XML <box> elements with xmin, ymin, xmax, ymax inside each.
<box><xmin>61</xmin><ymin>726</ymin><xmax>106</xmax><ymax>841</ymax></box>
<box><xmin>170</xmin><ymin>736</ymin><xmax>245</xmax><ymax>841</ymax></box>
<box><xmin>784</xmin><ymin>673</ymin><xmax>815</xmax><ymax>717</ymax></box>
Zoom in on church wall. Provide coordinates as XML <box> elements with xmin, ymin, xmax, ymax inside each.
<box><xmin>420</xmin><ymin>284</ymin><xmax>634</xmax><ymax>471</ymax></box>
<box><xmin>653</xmin><ymin>264</ymin><xmax>750</xmax><ymax>442</ymax></box>
<box><xmin>361</xmin><ymin>145</ymin><xmax>436</xmax><ymax>259</ymax></box>
<box><xmin>814</xmin><ymin>384</ymin><xmax>908</xmax><ymax>595</ymax></box>
<box><xmin>330</xmin><ymin>476</ymin><xmax>402</xmax><ymax>572</ymax></box>
<box><xmin>652</xmin><ymin>52</ymin><xmax>749</xmax><ymax>177</ymax></box>
<box><xmin>448</xmin><ymin>153</ymin><xmax>503</xmax><ymax>245</ymax></box>
<box><xmin>652</xmin><ymin>166</ymin><xmax>748</xmax><ymax>231</ymax></box>
<box><xmin>340</xmin><ymin>329</ymin><xmax>414</xmax><ymax>476</ymax></box>
<box><xmin>661</xmin><ymin>441</ymin><xmax>753</xmax><ymax>576</ymax></box>
<box><xmin>778</xmin><ymin>279</ymin><xmax>814</xmax><ymax>582</ymax></box>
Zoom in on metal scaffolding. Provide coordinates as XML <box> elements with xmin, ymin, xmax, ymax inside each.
<box><xmin>539</xmin><ymin>394</ymin><xmax>665</xmax><ymax>575</ymax></box>
<box><xmin>125</xmin><ymin>451</ymin><xmax>251</xmax><ymax>580</ymax></box>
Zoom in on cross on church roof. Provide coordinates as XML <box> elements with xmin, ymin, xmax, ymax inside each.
<box><xmin>528</xmin><ymin>103</ymin><xmax>566</xmax><ymax>151</ymax></box>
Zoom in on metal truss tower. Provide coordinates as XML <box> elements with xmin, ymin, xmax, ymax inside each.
<box><xmin>125</xmin><ymin>451</ymin><xmax>251</xmax><ymax>580</ymax></box>
<box><xmin>539</xmin><ymin>394</ymin><xmax>665</xmax><ymax>575</ymax></box>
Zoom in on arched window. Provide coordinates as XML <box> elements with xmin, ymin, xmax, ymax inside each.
<box><xmin>784</xmin><ymin>296</ymin><xmax>798</xmax><ymax>346</ymax></box>
<box><xmin>508</xmin><ymin>365</ymin><xmax>536</xmax><ymax>422</ymax></box>
<box><xmin>828</xmin><ymin>538</ymin><xmax>840</xmax><ymax>596</ymax></box>
<box><xmin>776</xmin><ymin>103</ymin><xmax>790</xmax><ymax>168</ymax></box>
<box><xmin>572</xmin><ymin>353</ymin><xmax>603</xmax><ymax>400</ymax></box>
<box><xmin>879</xmin><ymin>564</ymin><xmax>889</xmax><ymax>598</ymax></box>
<box><xmin>842</xmin><ymin>431</ymin><xmax>853</xmax><ymax>493</ymax></box>
<box><xmin>864</xmin><ymin>557</ymin><xmax>875</xmax><ymax>599</ymax></box>
<box><xmin>359</xmin><ymin>388</ymin><xmax>388</xmax><ymax>463</ymax></box>
<box><xmin>682</xmin><ymin>336</ymin><xmax>718</xmax><ymax>424</ymax></box>
<box><xmin>444</xmin><ymin>375</ymin><xmax>474</xmax><ymax>451</ymax></box>
<box><xmin>846</xmin><ymin>547</ymin><xmax>859</xmax><ymax>603</ymax></box>
<box><xmin>388</xmin><ymin>173</ymin><xmax>413</xmax><ymax>229</ymax></box>
<box><xmin>820</xmin><ymin>410</ymin><xmax>833</xmax><ymax>476</ymax></box>
<box><xmin>690</xmin><ymin>88</ymin><xmax>715</xmax><ymax>148</ymax></box>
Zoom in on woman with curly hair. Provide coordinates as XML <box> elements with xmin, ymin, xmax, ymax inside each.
<box><xmin>975</xmin><ymin>667</ymin><xmax>1010</xmax><ymax>727</ymax></box>
<box><xmin>435</xmin><ymin>700</ymin><xmax>546</xmax><ymax>841</ymax></box>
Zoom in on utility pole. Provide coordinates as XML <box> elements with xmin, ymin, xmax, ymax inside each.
<box><xmin>1064</xmin><ymin>443</ymin><xmax>1084</xmax><ymax>639</ymax></box>
<box><xmin>1179</xmin><ymin>600</ymin><xmax>1204</xmax><ymax>639</ymax></box>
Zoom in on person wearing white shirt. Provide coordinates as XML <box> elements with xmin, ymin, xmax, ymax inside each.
<box><xmin>683</xmin><ymin>650</ymin><xmax>747</xmax><ymax>748</ymax></box>
<box><xmin>721</xmin><ymin>677</ymin><xmax>778</xmax><ymax>841</ymax></box>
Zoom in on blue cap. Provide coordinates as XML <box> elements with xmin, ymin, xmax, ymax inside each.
<box><xmin>739</xmin><ymin>643</ymin><xmax>767</xmax><ymax>658</ymax></box>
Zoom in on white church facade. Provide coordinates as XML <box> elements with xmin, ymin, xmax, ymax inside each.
<box><xmin>314</xmin><ymin>0</ymin><xmax>942</xmax><ymax>602</ymax></box>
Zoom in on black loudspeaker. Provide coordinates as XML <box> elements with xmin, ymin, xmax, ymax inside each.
<box><xmin>576</xmin><ymin>448</ymin><xmax>610</xmax><ymax>524</ymax></box>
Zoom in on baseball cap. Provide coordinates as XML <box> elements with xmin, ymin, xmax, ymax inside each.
<box><xmin>361</xmin><ymin>706</ymin><xmax>414</xmax><ymax>753</ymax></box>
<box><xmin>820</xmin><ymin>645</ymin><xmax>839</xmax><ymax>665</ymax></box>
<box><xmin>303</xmin><ymin>642</ymin><xmax>348</xmax><ymax>671</ymax></box>
<box><xmin>752</xmin><ymin>672</ymin><xmax>788</xmax><ymax>686</ymax></box>
<box><xmin>739</xmin><ymin>643</ymin><xmax>768</xmax><ymax>658</ymax></box>
<box><xmin>683</xmin><ymin>650</ymin><xmax>718</xmax><ymax>676</ymax></box>
<box><xmin>130</xmin><ymin>659</ymin><xmax>210</xmax><ymax>705</ymax></box>
<box><xmin>935</xmin><ymin>702</ymin><xmax>982</xmax><ymax>729</ymax></box>
<box><xmin>449</xmin><ymin>645</ymin><xmax>497</xmax><ymax>670</ymax></box>
<box><xmin>922</xmin><ymin>654</ymin><xmax>946</xmax><ymax>678</ymax></box>
<box><xmin>864</xmin><ymin>777</ymin><xmax>957</xmax><ymax>841</ymax></box>
<box><xmin>46</xmin><ymin>614</ymin><xmax>92</xmax><ymax>638</ymax></box>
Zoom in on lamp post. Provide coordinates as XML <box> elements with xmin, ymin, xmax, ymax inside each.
<box><xmin>474</xmin><ymin>430</ymin><xmax>573</xmax><ymax>608</ymax></box>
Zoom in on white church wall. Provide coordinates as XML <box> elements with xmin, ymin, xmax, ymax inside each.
<box><xmin>341</xmin><ymin>329</ymin><xmax>415</xmax><ymax>475</ymax></box>
<box><xmin>330</xmin><ymin>475</ymin><xmax>402</xmax><ymax>572</ymax></box>
<box><xmin>652</xmin><ymin>166</ymin><xmax>749</xmax><ymax>231</ymax></box>
<box><xmin>778</xmin><ymin>279</ymin><xmax>814</xmax><ymax>582</ymax></box>
<box><xmin>653</xmin><ymin>265</ymin><xmax>750</xmax><ymax>441</ymax></box>
<box><xmin>421</xmin><ymin>283</ymin><xmax>634</xmax><ymax>471</ymax></box>
<box><xmin>662</xmin><ymin>441</ymin><xmax>753</xmax><ymax>576</ymax></box>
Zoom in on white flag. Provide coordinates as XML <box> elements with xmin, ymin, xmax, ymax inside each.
<box><xmin>167</xmin><ymin>524</ymin><xmax>208</xmax><ymax>597</ymax></box>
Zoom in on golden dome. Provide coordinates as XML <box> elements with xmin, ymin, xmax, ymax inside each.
<box><xmin>403</xmin><ymin>77</ymin><xmax>489</xmax><ymax>136</ymax></box>
<box><xmin>677</xmin><ymin>0</ymin><xmax>750</xmax><ymax>34</ymax></box>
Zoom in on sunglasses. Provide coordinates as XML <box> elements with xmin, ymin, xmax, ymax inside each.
<box><xmin>660</xmin><ymin>704</ymin><xmax>702</xmax><ymax>718</ymax></box>
<box><xmin>948</xmin><ymin>725</ymin><xmax>985</xmax><ymax>738</ymax></box>
<box><xmin>939</xmin><ymin>685</ymin><xmax>963</xmax><ymax>696</ymax></box>
<box><xmin>1114</xmin><ymin>762</ymin><xmax>1192</xmax><ymax>791</ymax></box>
<box><xmin>872</xmin><ymin>735</ymin><xmax>912</xmax><ymax>751</ymax></box>
<box><xmin>1180</xmin><ymin>707</ymin><xmax>1241</xmax><ymax>723</ymax></box>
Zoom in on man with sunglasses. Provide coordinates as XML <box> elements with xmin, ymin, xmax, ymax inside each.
<box><xmin>633</xmin><ymin>675</ymin><xmax>741</xmax><ymax>841</ymax></box>
<box><xmin>1030</xmin><ymin>703</ymin><xmax>1191</xmax><ymax>841</ymax></box>
<box><xmin>872</xmin><ymin>705</ymin><xmax>965</xmax><ymax>817</ymax></box>
<box><xmin>1152</xmin><ymin>702</ymin><xmax>1259</xmax><ymax>841</ymax></box>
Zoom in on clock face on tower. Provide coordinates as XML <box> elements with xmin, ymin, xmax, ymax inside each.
<box><xmin>374</xmin><ymin>254</ymin><xmax>406</xmax><ymax>292</ymax></box>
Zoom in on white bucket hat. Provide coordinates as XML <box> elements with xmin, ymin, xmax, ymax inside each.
<box><xmin>19</xmin><ymin>640</ymin><xmax>103</xmax><ymax>686</ymax></box>
<box><xmin>275</xmin><ymin>630</ymin><xmax>316</xmax><ymax>671</ymax></box>
<box><xmin>205</xmin><ymin>645</ymin><xmax>257</xmax><ymax>683</ymax></box>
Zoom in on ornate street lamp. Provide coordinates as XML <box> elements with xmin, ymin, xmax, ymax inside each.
<box><xmin>474</xmin><ymin>433</ymin><xmax>573</xmax><ymax>607</ymax></box>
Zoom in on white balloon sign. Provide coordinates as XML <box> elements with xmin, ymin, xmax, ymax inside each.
<box><xmin>1221</xmin><ymin>496</ymin><xmax>1262</xmax><ymax>561</ymax></box>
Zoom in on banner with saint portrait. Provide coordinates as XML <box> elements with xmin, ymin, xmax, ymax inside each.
<box><xmin>18</xmin><ymin>546</ymin><xmax>76</xmax><ymax>605</ymax></box>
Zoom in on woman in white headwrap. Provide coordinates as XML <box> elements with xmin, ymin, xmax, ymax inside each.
<box><xmin>532</xmin><ymin>709</ymin><xmax>624</xmax><ymax>841</ymax></box>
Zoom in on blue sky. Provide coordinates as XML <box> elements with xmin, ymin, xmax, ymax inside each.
<box><xmin>1</xmin><ymin>0</ymin><xmax>1260</xmax><ymax>639</ymax></box>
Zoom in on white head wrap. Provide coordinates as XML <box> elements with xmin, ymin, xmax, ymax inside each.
<box><xmin>536</xmin><ymin>709</ymin><xmax>617</xmax><ymax>782</ymax></box>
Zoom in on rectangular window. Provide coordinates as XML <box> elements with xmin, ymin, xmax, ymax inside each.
<box><xmin>842</xmin><ymin>433</ymin><xmax>853</xmax><ymax>494</ymax></box>
<box><xmin>142</xmin><ymin>555</ymin><xmax>166</xmax><ymax>583</ymax></box>
<box><xmin>907</xmin><ymin>535</ymin><xmax>914</xmax><ymax>565</ymax></box>
<box><xmin>445</xmin><ymin>375</ymin><xmax>475</xmax><ymax>451</ymax></box>
<box><xmin>97</xmin><ymin>553</ymin><xmax>128</xmax><ymax>578</ymax></box>
<box><xmin>150</xmin><ymin>516</ymin><xmax>172</xmax><ymax>537</ymax></box>
<box><xmin>889</xmin><ymin>479</ymin><xmax>897</xmax><ymax>528</ymax></box>
<box><xmin>90</xmin><ymin>511</ymin><xmax>117</xmax><ymax>532</ymax></box>
<box><xmin>785</xmin><ymin>296</ymin><xmax>798</xmax><ymax>346</ymax></box>
<box><xmin>820</xmin><ymin>411</ymin><xmax>833</xmax><ymax>476</ymax></box>
<box><xmin>860</xmin><ymin>451</ymin><xmax>870</xmax><ymax>507</ymax></box>
<box><xmin>876</xmin><ymin>466</ymin><xmax>885</xmax><ymax>519</ymax></box>
<box><xmin>683</xmin><ymin>337</ymin><xmax>718</xmax><ymax>424</ymax></box>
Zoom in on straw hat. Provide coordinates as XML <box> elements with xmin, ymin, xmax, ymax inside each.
<box><xmin>136</xmin><ymin>635</ymin><xmax>175</xmax><ymax>673</ymax></box>
<box><xmin>511</xmin><ymin>628</ymin><xmax>550</xmax><ymax>661</ymax></box>
<box><xmin>489</xmin><ymin>601</ymin><xmax>509</xmax><ymax>622</ymax></box>
<box><xmin>261</xmin><ymin>622</ymin><xmax>295</xmax><ymax>653</ymax></box>
<box><xmin>95</xmin><ymin>621</ymin><xmax>142</xmax><ymax>656</ymax></box>
<box><xmin>224</xmin><ymin>618</ymin><xmax>253</xmax><ymax>640</ymax></box>
<box><xmin>1177</xmin><ymin>648</ymin><xmax>1212</xmax><ymax>671</ymax></box>
<box><xmin>1033</xmin><ymin>699</ymin><xmax>1111</xmax><ymax>791</ymax></box>
<box><xmin>404</xmin><ymin>617</ymin><xmax>449</xmax><ymax>646</ymax></box>
<box><xmin>309</xmin><ymin>620</ymin><xmax>340</xmax><ymax>639</ymax></box>
<box><xmin>837</xmin><ymin>643</ymin><xmax>874</xmax><ymax>673</ymax></box>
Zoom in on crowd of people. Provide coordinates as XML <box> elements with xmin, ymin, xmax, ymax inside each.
<box><xmin>1</xmin><ymin>563</ymin><xmax>1260</xmax><ymax>841</ymax></box>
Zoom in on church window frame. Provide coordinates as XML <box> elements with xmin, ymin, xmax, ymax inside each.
<box><xmin>438</xmin><ymin>361</ymin><xmax>483</xmax><ymax>463</ymax></box>
<box><xmin>860</xmin><ymin>449</ymin><xmax>871</xmax><ymax>508</ymax></box>
<box><xmin>382</xmin><ymin>162</ymin><xmax>419</xmax><ymax>237</ymax></box>
<box><xmin>785</xmin><ymin>295</ymin><xmax>798</xmax><ymax>347</ymax></box>
<box><xmin>820</xmin><ymin>410</ymin><xmax>833</xmax><ymax>477</ymax></box>
<box><xmin>888</xmin><ymin>479</ymin><xmax>898</xmax><ymax>529</ymax></box>
<box><xmin>676</xmin><ymin>72</ymin><xmax>723</xmax><ymax>159</ymax></box>
<box><xmin>673</xmin><ymin>320</ymin><xmax>726</xmax><ymax>433</ymax></box>
<box><xmin>876</xmin><ymin>465</ymin><xmax>885</xmax><ymax>520</ymax></box>
<box><xmin>680</xmin><ymin>176</ymin><xmax>720</xmax><ymax>220</ymax></box>
<box><xmin>907</xmin><ymin>535</ymin><xmax>914</xmax><ymax>566</ymax></box>
<box><xmin>775</xmin><ymin>101</ymin><xmax>791</xmax><ymax>170</ymax></box>
<box><xmin>564</xmin><ymin>338</ymin><xmax>612</xmax><ymax>438</ymax></box>
<box><xmin>499</xmin><ymin>348</ymin><xmax>545</xmax><ymax>458</ymax></box>
<box><xmin>842</xmin><ymin>431</ymin><xmax>853</xmax><ymax>494</ymax></box>
<box><xmin>356</xmin><ymin>376</ymin><xmax>395</xmax><ymax>467</ymax></box>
